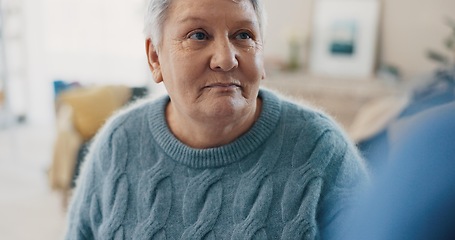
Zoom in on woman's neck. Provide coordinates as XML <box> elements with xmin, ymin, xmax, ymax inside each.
<box><xmin>166</xmin><ymin>98</ymin><xmax>262</xmax><ymax>149</ymax></box>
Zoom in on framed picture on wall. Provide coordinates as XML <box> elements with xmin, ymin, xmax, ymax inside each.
<box><xmin>309</xmin><ymin>0</ymin><xmax>380</xmax><ymax>78</ymax></box>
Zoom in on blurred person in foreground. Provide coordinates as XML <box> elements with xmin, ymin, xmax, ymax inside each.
<box><xmin>64</xmin><ymin>0</ymin><xmax>368</xmax><ymax>239</ymax></box>
<box><xmin>339</xmin><ymin>102</ymin><xmax>455</xmax><ymax>240</ymax></box>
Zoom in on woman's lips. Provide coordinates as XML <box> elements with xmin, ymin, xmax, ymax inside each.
<box><xmin>205</xmin><ymin>83</ymin><xmax>240</xmax><ymax>89</ymax></box>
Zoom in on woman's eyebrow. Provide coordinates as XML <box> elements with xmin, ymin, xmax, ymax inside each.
<box><xmin>177</xmin><ymin>16</ymin><xmax>258</xmax><ymax>28</ymax></box>
<box><xmin>176</xmin><ymin>16</ymin><xmax>206</xmax><ymax>24</ymax></box>
<box><xmin>231</xmin><ymin>19</ymin><xmax>259</xmax><ymax>28</ymax></box>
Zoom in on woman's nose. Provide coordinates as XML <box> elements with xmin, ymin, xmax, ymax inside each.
<box><xmin>209</xmin><ymin>39</ymin><xmax>239</xmax><ymax>71</ymax></box>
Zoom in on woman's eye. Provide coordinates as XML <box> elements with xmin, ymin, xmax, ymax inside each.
<box><xmin>189</xmin><ymin>32</ymin><xmax>207</xmax><ymax>40</ymax></box>
<box><xmin>235</xmin><ymin>32</ymin><xmax>252</xmax><ymax>40</ymax></box>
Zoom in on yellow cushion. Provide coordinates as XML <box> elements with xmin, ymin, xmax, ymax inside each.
<box><xmin>58</xmin><ymin>85</ymin><xmax>131</xmax><ymax>140</ymax></box>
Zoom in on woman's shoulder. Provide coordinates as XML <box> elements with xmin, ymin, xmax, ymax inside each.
<box><xmin>84</xmin><ymin>96</ymin><xmax>167</xmax><ymax>169</ymax></box>
<box><xmin>270</xmin><ymin>90</ymin><xmax>368</xmax><ymax>183</ymax></box>
<box><xmin>261</xmin><ymin>89</ymin><xmax>354</xmax><ymax>165</ymax></box>
<box><xmin>89</xmin><ymin>95</ymin><xmax>166</xmax><ymax>147</ymax></box>
<box><xmin>262</xmin><ymin>88</ymin><xmax>342</xmax><ymax>133</ymax></box>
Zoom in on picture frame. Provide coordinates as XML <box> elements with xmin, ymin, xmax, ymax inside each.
<box><xmin>309</xmin><ymin>0</ymin><xmax>380</xmax><ymax>78</ymax></box>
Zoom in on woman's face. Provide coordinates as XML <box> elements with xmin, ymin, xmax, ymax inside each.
<box><xmin>147</xmin><ymin>0</ymin><xmax>265</xmax><ymax>122</ymax></box>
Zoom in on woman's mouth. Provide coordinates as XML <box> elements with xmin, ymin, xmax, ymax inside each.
<box><xmin>205</xmin><ymin>83</ymin><xmax>241</xmax><ymax>89</ymax></box>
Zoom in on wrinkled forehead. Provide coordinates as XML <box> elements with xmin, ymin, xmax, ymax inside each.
<box><xmin>168</xmin><ymin>0</ymin><xmax>256</xmax><ymax>21</ymax></box>
<box><xmin>169</xmin><ymin>0</ymin><xmax>254</xmax><ymax>12</ymax></box>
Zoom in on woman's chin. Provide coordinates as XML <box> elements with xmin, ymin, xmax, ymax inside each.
<box><xmin>199</xmin><ymin>96</ymin><xmax>251</xmax><ymax>119</ymax></box>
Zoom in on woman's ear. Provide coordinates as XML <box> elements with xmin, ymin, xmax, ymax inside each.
<box><xmin>145</xmin><ymin>38</ymin><xmax>163</xmax><ymax>83</ymax></box>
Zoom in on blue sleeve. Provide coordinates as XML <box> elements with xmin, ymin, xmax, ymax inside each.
<box><xmin>317</xmin><ymin>130</ymin><xmax>370</xmax><ymax>240</ymax></box>
<box><xmin>64</xmin><ymin>142</ymin><xmax>103</xmax><ymax>240</ymax></box>
<box><xmin>64</xmin><ymin>124</ymin><xmax>117</xmax><ymax>239</ymax></box>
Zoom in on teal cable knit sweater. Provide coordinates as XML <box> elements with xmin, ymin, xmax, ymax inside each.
<box><xmin>65</xmin><ymin>89</ymin><xmax>368</xmax><ymax>240</ymax></box>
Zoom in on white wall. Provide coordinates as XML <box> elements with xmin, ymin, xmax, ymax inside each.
<box><xmin>42</xmin><ymin>0</ymin><xmax>149</xmax><ymax>85</ymax></box>
<box><xmin>23</xmin><ymin>0</ymin><xmax>151</xmax><ymax>125</ymax></box>
<box><xmin>380</xmin><ymin>0</ymin><xmax>455</xmax><ymax>79</ymax></box>
<box><xmin>24</xmin><ymin>0</ymin><xmax>52</xmax><ymax>125</ymax></box>
<box><xmin>263</xmin><ymin>0</ymin><xmax>313</xmax><ymax>62</ymax></box>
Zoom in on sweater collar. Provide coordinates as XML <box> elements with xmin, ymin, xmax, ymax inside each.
<box><xmin>148</xmin><ymin>88</ymin><xmax>282</xmax><ymax>169</ymax></box>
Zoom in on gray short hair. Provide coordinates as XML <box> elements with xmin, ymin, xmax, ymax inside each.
<box><xmin>144</xmin><ymin>0</ymin><xmax>267</xmax><ymax>47</ymax></box>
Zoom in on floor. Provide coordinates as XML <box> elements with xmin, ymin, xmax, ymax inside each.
<box><xmin>0</xmin><ymin>123</ymin><xmax>67</xmax><ymax>240</ymax></box>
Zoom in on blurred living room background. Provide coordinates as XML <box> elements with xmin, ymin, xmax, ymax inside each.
<box><xmin>0</xmin><ymin>0</ymin><xmax>454</xmax><ymax>239</ymax></box>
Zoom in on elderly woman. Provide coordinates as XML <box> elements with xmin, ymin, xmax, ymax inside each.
<box><xmin>65</xmin><ymin>0</ymin><xmax>368</xmax><ymax>239</ymax></box>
